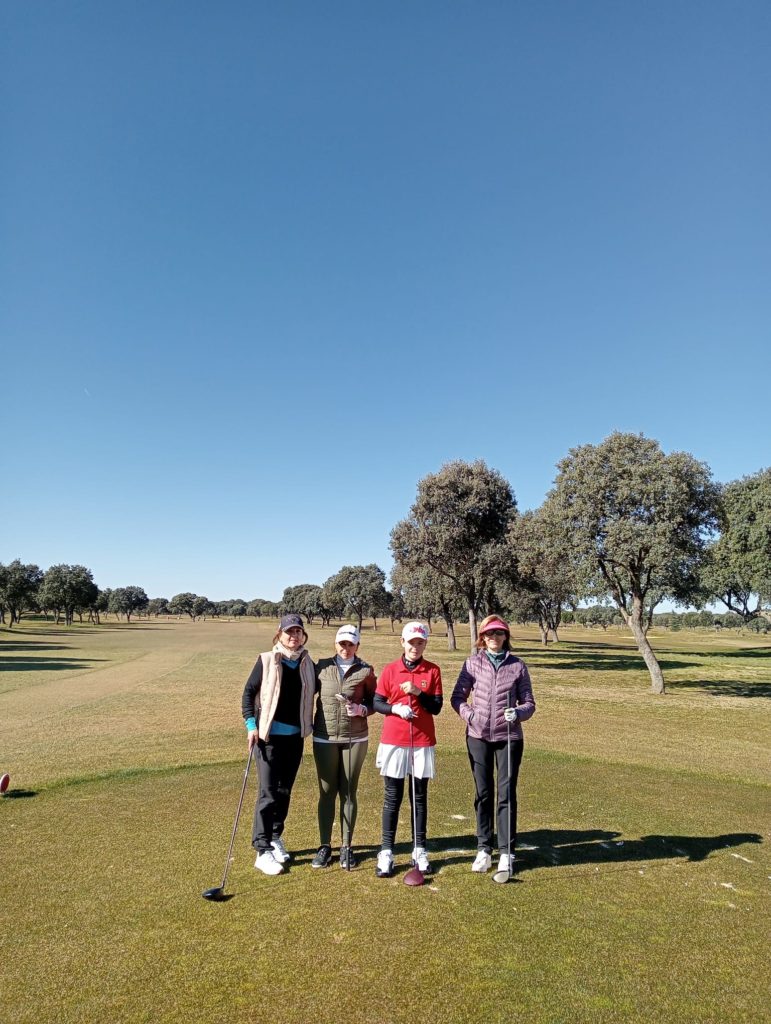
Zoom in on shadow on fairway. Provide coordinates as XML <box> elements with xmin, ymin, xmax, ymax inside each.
<box><xmin>0</xmin><ymin>656</ymin><xmax>106</xmax><ymax>671</ymax></box>
<box><xmin>530</xmin><ymin>652</ymin><xmax>697</xmax><ymax>673</ymax></box>
<box><xmin>430</xmin><ymin>829</ymin><xmax>762</xmax><ymax>873</ymax></box>
<box><xmin>512</xmin><ymin>829</ymin><xmax>762</xmax><ymax>871</ymax></box>
<box><xmin>0</xmin><ymin>642</ymin><xmax>71</xmax><ymax>652</ymax></box>
<box><xmin>1</xmin><ymin>789</ymin><xmax>38</xmax><ymax>799</ymax></box>
<box><xmin>670</xmin><ymin>679</ymin><xmax>771</xmax><ymax>698</ymax></box>
<box><xmin>713</xmin><ymin>647</ymin><xmax>771</xmax><ymax>659</ymax></box>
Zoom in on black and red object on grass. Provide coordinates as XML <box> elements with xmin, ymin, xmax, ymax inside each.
<box><xmin>403</xmin><ymin>713</ymin><xmax>424</xmax><ymax>887</ymax></box>
<box><xmin>0</xmin><ymin>773</ymin><xmax>10</xmax><ymax>796</ymax></box>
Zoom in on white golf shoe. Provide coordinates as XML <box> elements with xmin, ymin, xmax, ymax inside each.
<box><xmin>254</xmin><ymin>850</ymin><xmax>284</xmax><ymax>875</ymax></box>
<box><xmin>375</xmin><ymin>849</ymin><xmax>394</xmax><ymax>877</ymax></box>
<box><xmin>497</xmin><ymin>853</ymin><xmax>514</xmax><ymax>873</ymax></box>
<box><xmin>271</xmin><ymin>837</ymin><xmax>290</xmax><ymax>863</ymax></box>
<box><xmin>472</xmin><ymin>849</ymin><xmax>492</xmax><ymax>873</ymax></box>
<box><xmin>412</xmin><ymin>847</ymin><xmax>432</xmax><ymax>874</ymax></box>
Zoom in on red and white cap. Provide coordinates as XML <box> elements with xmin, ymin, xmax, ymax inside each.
<box><xmin>401</xmin><ymin>621</ymin><xmax>429</xmax><ymax>642</ymax></box>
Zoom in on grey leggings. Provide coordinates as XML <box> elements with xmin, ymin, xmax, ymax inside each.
<box><xmin>313</xmin><ymin>739</ymin><xmax>369</xmax><ymax>846</ymax></box>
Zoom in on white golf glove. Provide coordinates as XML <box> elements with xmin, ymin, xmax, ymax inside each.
<box><xmin>391</xmin><ymin>703</ymin><xmax>416</xmax><ymax>720</ymax></box>
<box><xmin>345</xmin><ymin>702</ymin><xmax>367</xmax><ymax>717</ymax></box>
<box><xmin>503</xmin><ymin>707</ymin><xmax>518</xmax><ymax>723</ymax></box>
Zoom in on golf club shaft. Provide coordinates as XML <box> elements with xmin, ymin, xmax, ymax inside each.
<box><xmin>346</xmin><ymin>732</ymin><xmax>352</xmax><ymax>868</ymax></box>
<box><xmin>409</xmin><ymin>716</ymin><xmax>418</xmax><ymax>856</ymax></box>
<box><xmin>217</xmin><ymin>745</ymin><xmax>254</xmax><ymax>889</ymax></box>
<box><xmin>507</xmin><ymin>688</ymin><xmax>513</xmax><ymax>879</ymax></box>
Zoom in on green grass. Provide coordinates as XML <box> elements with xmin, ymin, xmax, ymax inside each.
<box><xmin>1</xmin><ymin>619</ymin><xmax>769</xmax><ymax>1023</ymax></box>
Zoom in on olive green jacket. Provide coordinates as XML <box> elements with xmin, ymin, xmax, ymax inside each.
<box><xmin>313</xmin><ymin>656</ymin><xmax>376</xmax><ymax>742</ymax></box>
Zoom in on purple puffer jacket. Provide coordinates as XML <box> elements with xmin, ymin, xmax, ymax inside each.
<box><xmin>451</xmin><ymin>651</ymin><xmax>535</xmax><ymax>742</ymax></box>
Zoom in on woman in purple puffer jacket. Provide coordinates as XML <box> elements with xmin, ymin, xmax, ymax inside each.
<box><xmin>450</xmin><ymin>614</ymin><xmax>536</xmax><ymax>875</ymax></box>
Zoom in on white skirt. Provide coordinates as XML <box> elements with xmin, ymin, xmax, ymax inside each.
<box><xmin>376</xmin><ymin>743</ymin><xmax>436</xmax><ymax>780</ymax></box>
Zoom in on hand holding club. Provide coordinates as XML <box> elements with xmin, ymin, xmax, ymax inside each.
<box><xmin>391</xmin><ymin>703</ymin><xmax>416</xmax><ymax>720</ymax></box>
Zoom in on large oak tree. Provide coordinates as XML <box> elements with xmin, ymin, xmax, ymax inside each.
<box><xmin>545</xmin><ymin>433</ymin><xmax>721</xmax><ymax>693</ymax></box>
<box><xmin>701</xmin><ymin>468</ymin><xmax>771</xmax><ymax>623</ymax></box>
<box><xmin>390</xmin><ymin>460</ymin><xmax>517</xmax><ymax>648</ymax></box>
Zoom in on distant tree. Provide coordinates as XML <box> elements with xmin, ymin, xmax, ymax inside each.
<box><xmin>229</xmin><ymin>600</ymin><xmax>247</xmax><ymax>617</ymax></box>
<box><xmin>503</xmin><ymin>507</ymin><xmax>580</xmax><ymax>645</ymax></box>
<box><xmin>390</xmin><ymin>460</ymin><xmax>517</xmax><ymax>648</ymax></box>
<box><xmin>545</xmin><ymin>433</ymin><xmax>721</xmax><ymax>694</ymax></box>
<box><xmin>383</xmin><ymin>589</ymin><xmax>405</xmax><ymax>633</ymax></box>
<box><xmin>246</xmin><ymin>599</ymin><xmax>280</xmax><ymax>619</ymax></box>
<box><xmin>279</xmin><ymin>584</ymin><xmax>324</xmax><ymax>624</ymax></box>
<box><xmin>321</xmin><ymin>565</ymin><xmax>388</xmax><ymax>631</ymax></box>
<box><xmin>39</xmin><ymin>565</ymin><xmax>97</xmax><ymax>626</ymax></box>
<box><xmin>0</xmin><ymin>559</ymin><xmax>43</xmax><ymax>627</ymax></box>
<box><xmin>169</xmin><ymin>592</ymin><xmax>197</xmax><ymax>619</ymax></box>
<box><xmin>701</xmin><ymin>468</ymin><xmax>771</xmax><ymax>623</ymax></box>
<box><xmin>390</xmin><ymin>562</ymin><xmax>462</xmax><ymax>650</ymax></box>
<box><xmin>147</xmin><ymin>598</ymin><xmax>169</xmax><ymax>617</ymax></box>
<box><xmin>109</xmin><ymin>586</ymin><xmax>149</xmax><ymax>622</ymax></box>
<box><xmin>191</xmin><ymin>595</ymin><xmax>211</xmax><ymax>619</ymax></box>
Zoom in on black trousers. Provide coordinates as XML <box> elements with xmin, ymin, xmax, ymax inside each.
<box><xmin>381</xmin><ymin>775</ymin><xmax>428</xmax><ymax>850</ymax></box>
<box><xmin>466</xmin><ymin>735</ymin><xmax>523</xmax><ymax>854</ymax></box>
<box><xmin>252</xmin><ymin>734</ymin><xmax>304</xmax><ymax>853</ymax></box>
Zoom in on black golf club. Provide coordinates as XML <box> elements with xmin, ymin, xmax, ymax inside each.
<box><xmin>345</xmin><ymin>722</ymin><xmax>353</xmax><ymax>870</ymax></box>
<box><xmin>202</xmin><ymin>744</ymin><xmax>254</xmax><ymax>901</ymax></box>
<box><xmin>404</xmin><ymin>713</ymin><xmax>424</xmax><ymax>887</ymax></box>
<box><xmin>493</xmin><ymin>691</ymin><xmax>514</xmax><ymax>884</ymax></box>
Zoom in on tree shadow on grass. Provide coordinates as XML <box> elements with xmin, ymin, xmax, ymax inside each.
<box><xmin>431</xmin><ymin>829</ymin><xmax>762</xmax><ymax>873</ymax></box>
<box><xmin>0</xmin><ymin>656</ymin><xmax>106</xmax><ymax>671</ymax></box>
<box><xmin>711</xmin><ymin>647</ymin><xmax>771</xmax><ymax>660</ymax></box>
<box><xmin>531</xmin><ymin>652</ymin><xmax>697</xmax><ymax>673</ymax></box>
<box><xmin>669</xmin><ymin>679</ymin><xmax>771</xmax><ymax>698</ymax></box>
<box><xmin>0</xmin><ymin>643</ymin><xmax>71</xmax><ymax>652</ymax></box>
<box><xmin>1</xmin><ymin>789</ymin><xmax>37</xmax><ymax>799</ymax></box>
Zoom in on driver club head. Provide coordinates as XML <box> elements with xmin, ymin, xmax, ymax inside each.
<box><xmin>403</xmin><ymin>865</ymin><xmax>425</xmax><ymax>887</ymax></box>
<box><xmin>202</xmin><ymin>886</ymin><xmax>231</xmax><ymax>902</ymax></box>
<box><xmin>491</xmin><ymin>869</ymin><xmax>511</xmax><ymax>884</ymax></box>
<box><xmin>0</xmin><ymin>773</ymin><xmax>9</xmax><ymax>796</ymax></box>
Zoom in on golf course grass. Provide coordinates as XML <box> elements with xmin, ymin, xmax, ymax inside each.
<box><xmin>1</xmin><ymin>618</ymin><xmax>769</xmax><ymax>1023</ymax></box>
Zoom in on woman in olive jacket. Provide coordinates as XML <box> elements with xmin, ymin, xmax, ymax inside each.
<box><xmin>311</xmin><ymin>624</ymin><xmax>376</xmax><ymax>869</ymax></box>
<box><xmin>451</xmin><ymin>614</ymin><xmax>536</xmax><ymax>875</ymax></box>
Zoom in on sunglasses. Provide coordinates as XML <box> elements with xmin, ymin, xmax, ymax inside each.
<box><xmin>483</xmin><ymin>629</ymin><xmax>507</xmax><ymax>637</ymax></box>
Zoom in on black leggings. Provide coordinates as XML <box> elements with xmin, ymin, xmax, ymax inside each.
<box><xmin>381</xmin><ymin>775</ymin><xmax>429</xmax><ymax>850</ymax></box>
<box><xmin>251</xmin><ymin>734</ymin><xmax>304</xmax><ymax>853</ymax></box>
<box><xmin>466</xmin><ymin>735</ymin><xmax>523</xmax><ymax>854</ymax></box>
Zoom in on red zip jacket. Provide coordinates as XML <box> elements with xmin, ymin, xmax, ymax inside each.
<box><xmin>376</xmin><ymin>657</ymin><xmax>442</xmax><ymax>747</ymax></box>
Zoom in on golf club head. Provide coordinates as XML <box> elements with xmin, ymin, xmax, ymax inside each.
<box><xmin>403</xmin><ymin>866</ymin><xmax>425</xmax><ymax>887</ymax></box>
<box><xmin>0</xmin><ymin>773</ymin><xmax>9</xmax><ymax>795</ymax></box>
<box><xmin>491</xmin><ymin>869</ymin><xmax>511</xmax><ymax>884</ymax></box>
<box><xmin>202</xmin><ymin>886</ymin><xmax>231</xmax><ymax>901</ymax></box>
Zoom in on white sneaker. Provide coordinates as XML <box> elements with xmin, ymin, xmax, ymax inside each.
<box><xmin>472</xmin><ymin>850</ymin><xmax>492</xmax><ymax>873</ymax></box>
<box><xmin>412</xmin><ymin>847</ymin><xmax>431</xmax><ymax>873</ymax></box>
<box><xmin>254</xmin><ymin>850</ymin><xmax>284</xmax><ymax>875</ymax></box>
<box><xmin>271</xmin><ymin>837</ymin><xmax>290</xmax><ymax>863</ymax></box>
<box><xmin>497</xmin><ymin>853</ymin><xmax>514</xmax><ymax>873</ymax></box>
<box><xmin>375</xmin><ymin>849</ymin><xmax>394</xmax><ymax>877</ymax></box>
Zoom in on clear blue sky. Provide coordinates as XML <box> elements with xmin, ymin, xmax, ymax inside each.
<box><xmin>2</xmin><ymin>1</ymin><xmax>769</xmax><ymax>602</ymax></box>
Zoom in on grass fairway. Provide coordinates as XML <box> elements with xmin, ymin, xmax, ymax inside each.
<box><xmin>1</xmin><ymin>619</ymin><xmax>769</xmax><ymax>1023</ymax></box>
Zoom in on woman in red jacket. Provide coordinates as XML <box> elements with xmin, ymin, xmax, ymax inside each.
<box><xmin>450</xmin><ymin>614</ymin><xmax>535</xmax><ymax>875</ymax></box>
<box><xmin>373</xmin><ymin>621</ymin><xmax>443</xmax><ymax>877</ymax></box>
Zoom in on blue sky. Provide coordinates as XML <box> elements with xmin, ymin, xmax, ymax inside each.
<box><xmin>2</xmin><ymin>1</ymin><xmax>769</xmax><ymax>602</ymax></box>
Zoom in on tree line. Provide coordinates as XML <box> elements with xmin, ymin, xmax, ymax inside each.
<box><xmin>2</xmin><ymin>433</ymin><xmax>769</xmax><ymax>694</ymax></box>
